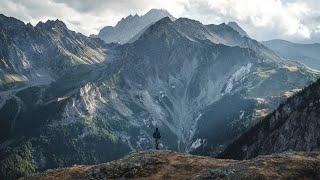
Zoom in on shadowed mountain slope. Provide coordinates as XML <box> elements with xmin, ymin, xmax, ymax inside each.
<box><xmin>219</xmin><ymin>78</ymin><xmax>320</xmax><ymax>160</ymax></box>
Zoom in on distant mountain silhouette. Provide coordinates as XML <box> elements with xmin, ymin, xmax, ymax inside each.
<box><xmin>262</xmin><ymin>39</ymin><xmax>320</xmax><ymax>69</ymax></box>
<box><xmin>98</xmin><ymin>9</ymin><xmax>175</xmax><ymax>44</ymax></box>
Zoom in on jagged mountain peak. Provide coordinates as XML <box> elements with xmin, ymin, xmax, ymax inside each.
<box><xmin>98</xmin><ymin>9</ymin><xmax>175</xmax><ymax>44</ymax></box>
<box><xmin>175</xmin><ymin>17</ymin><xmax>203</xmax><ymax>26</ymax></box>
<box><xmin>119</xmin><ymin>8</ymin><xmax>172</xmax><ymax>21</ymax></box>
<box><xmin>153</xmin><ymin>16</ymin><xmax>173</xmax><ymax>25</ymax></box>
<box><xmin>0</xmin><ymin>14</ymin><xmax>108</xmax><ymax>92</ymax></box>
<box><xmin>146</xmin><ymin>8</ymin><xmax>170</xmax><ymax>14</ymax></box>
<box><xmin>137</xmin><ymin>17</ymin><xmax>208</xmax><ymax>42</ymax></box>
<box><xmin>117</xmin><ymin>14</ymin><xmax>140</xmax><ymax>26</ymax></box>
<box><xmin>144</xmin><ymin>8</ymin><xmax>174</xmax><ymax>19</ymax></box>
<box><xmin>136</xmin><ymin>17</ymin><xmax>176</xmax><ymax>38</ymax></box>
<box><xmin>133</xmin><ymin>16</ymin><xmax>183</xmax><ymax>48</ymax></box>
<box><xmin>227</xmin><ymin>21</ymin><xmax>248</xmax><ymax>37</ymax></box>
<box><xmin>129</xmin><ymin>15</ymin><xmax>282</xmax><ymax>64</ymax></box>
<box><xmin>35</xmin><ymin>19</ymin><xmax>68</xmax><ymax>30</ymax></box>
<box><xmin>136</xmin><ymin>16</ymin><xmax>257</xmax><ymax>50</ymax></box>
<box><xmin>0</xmin><ymin>14</ymin><xmax>22</xmax><ymax>23</ymax></box>
<box><xmin>206</xmin><ymin>22</ymin><xmax>238</xmax><ymax>33</ymax></box>
<box><xmin>0</xmin><ymin>14</ymin><xmax>25</xmax><ymax>30</ymax></box>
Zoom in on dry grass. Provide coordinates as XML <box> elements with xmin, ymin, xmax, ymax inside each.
<box><xmin>27</xmin><ymin>151</ymin><xmax>320</xmax><ymax>180</ymax></box>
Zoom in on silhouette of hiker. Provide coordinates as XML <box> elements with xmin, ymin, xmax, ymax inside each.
<box><xmin>153</xmin><ymin>128</ymin><xmax>161</xmax><ymax>150</ymax></box>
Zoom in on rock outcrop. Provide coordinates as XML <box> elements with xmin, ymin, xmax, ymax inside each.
<box><xmin>28</xmin><ymin>151</ymin><xmax>320</xmax><ymax>180</ymax></box>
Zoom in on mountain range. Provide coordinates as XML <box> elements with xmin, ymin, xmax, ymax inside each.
<box><xmin>0</xmin><ymin>14</ymin><xmax>108</xmax><ymax>90</ymax></box>
<box><xmin>98</xmin><ymin>9</ymin><xmax>175</xmax><ymax>44</ymax></box>
<box><xmin>262</xmin><ymin>39</ymin><xmax>320</xmax><ymax>70</ymax></box>
<box><xmin>0</xmin><ymin>9</ymin><xmax>319</xmax><ymax>179</ymax></box>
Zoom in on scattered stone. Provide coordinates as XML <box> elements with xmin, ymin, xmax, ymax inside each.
<box><xmin>27</xmin><ymin>151</ymin><xmax>320</xmax><ymax>180</ymax></box>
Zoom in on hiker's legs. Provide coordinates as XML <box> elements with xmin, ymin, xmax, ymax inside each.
<box><xmin>155</xmin><ymin>139</ymin><xmax>159</xmax><ymax>150</ymax></box>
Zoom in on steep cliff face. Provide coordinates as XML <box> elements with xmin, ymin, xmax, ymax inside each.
<box><xmin>0</xmin><ymin>14</ymin><xmax>319</xmax><ymax>179</ymax></box>
<box><xmin>219</xmin><ymin>79</ymin><xmax>320</xmax><ymax>160</ymax></box>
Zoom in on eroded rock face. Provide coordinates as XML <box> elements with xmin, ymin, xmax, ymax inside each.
<box><xmin>28</xmin><ymin>151</ymin><xmax>320</xmax><ymax>180</ymax></box>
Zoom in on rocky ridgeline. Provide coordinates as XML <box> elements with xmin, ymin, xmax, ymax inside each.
<box><xmin>28</xmin><ymin>151</ymin><xmax>320</xmax><ymax>180</ymax></box>
<box><xmin>0</xmin><ymin>14</ymin><xmax>108</xmax><ymax>90</ymax></box>
<box><xmin>220</xmin><ymin>79</ymin><xmax>320</xmax><ymax>160</ymax></box>
<box><xmin>262</xmin><ymin>39</ymin><xmax>320</xmax><ymax>69</ymax></box>
<box><xmin>98</xmin><ymin>9</ymin><xmax>175</xmax><ymax>44</ymax></box>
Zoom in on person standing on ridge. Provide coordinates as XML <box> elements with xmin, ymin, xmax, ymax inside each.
<box><xmin>153</xmin><ymin>128</ymin><xmax>161</xmax><ymax>150</ymax></box>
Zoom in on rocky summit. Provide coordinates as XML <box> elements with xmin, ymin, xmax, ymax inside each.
<box><xmin>27</xmin><ymin>151</ymin><xmax>320</xmax><ymax>180</ymax></box>
<box><xmin>98</xmin><ymin>9</ymin><xmax>175</xmax><ymax>44</ymax></box>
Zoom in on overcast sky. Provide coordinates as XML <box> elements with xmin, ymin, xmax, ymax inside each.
<box><xmin>1</xmin><ymin>0</ymin><xmax>320</xmax><ymax>43</ymax></box>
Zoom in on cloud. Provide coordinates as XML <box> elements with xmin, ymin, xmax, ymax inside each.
<box><xmin>182</xmin><ymin>0</ymin><xmax>319</xmax><ymax>42</ymax></box>
<box><xmin>53</xmin><ymin>0</ymin><xmax>187</xmax><ymax>16</ymax></box>
<box><xmin>0</xmin><ymin>0</ymin><xmax>319</xmax><ymax>42</ymax></box>
<box><xmin>0</xmin><ymin>0</ymin><xmax>187</xmax><ymax>35</ymax></box>
<box><xmin>0</xmin><ymin>0</ymin><xmax>117</xmax><ymax>35</ymax></box>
